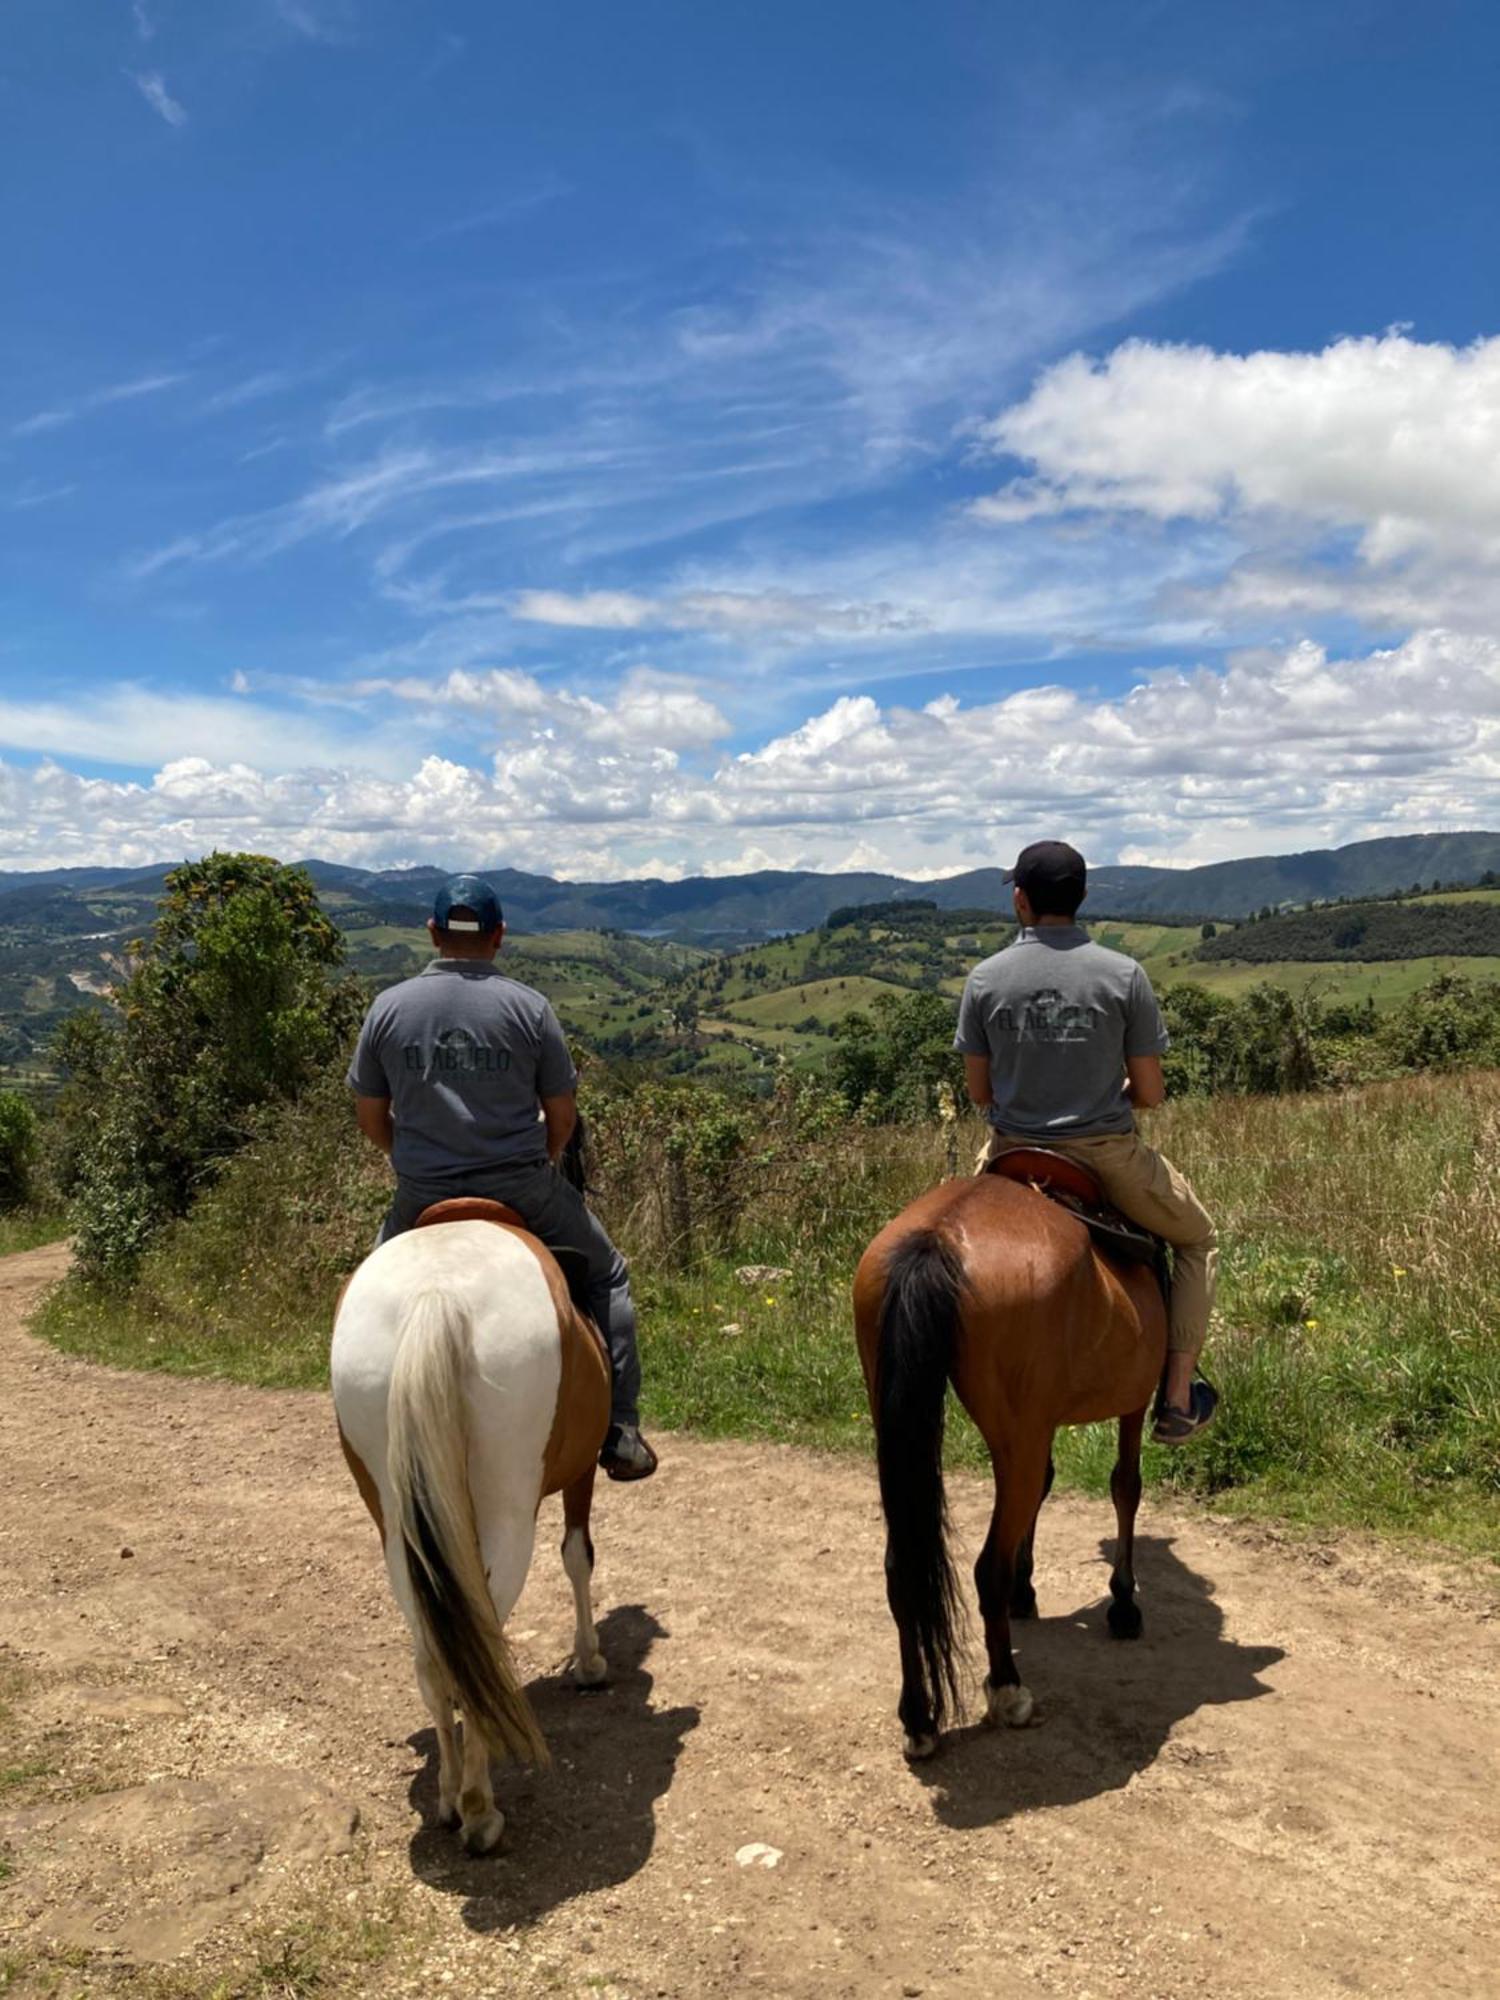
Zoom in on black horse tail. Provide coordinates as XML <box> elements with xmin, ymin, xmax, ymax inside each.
<box><xmin>875</xmin><ymin>1227</ymin><xmax>967</xmax><ymax>1733</ymax></box>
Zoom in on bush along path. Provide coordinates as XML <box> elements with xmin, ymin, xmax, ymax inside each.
<box><xmin>1</xmin><ymin>1240</ymin><xmax>1497</xmax><ymax>2000</ymax></box>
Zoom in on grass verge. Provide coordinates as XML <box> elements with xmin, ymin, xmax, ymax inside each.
<box><xmin>28</xmin><ymin>1073</ymin><xmax>1500</xmax><ymax>1555</ymax></box>
<box><xmin>0</xmin><ymin>1210</ymin><xmax>68</xmax><ymax>1257</ymax></box>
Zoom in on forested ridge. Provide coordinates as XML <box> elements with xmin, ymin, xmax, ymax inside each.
<box><xmin>1197</xmin><ymin>898</ymin><xmax>1500</xmax><ymax>963</ymax></box>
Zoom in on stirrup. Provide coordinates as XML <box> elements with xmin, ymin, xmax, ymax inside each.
<box><xmin>1151</xmin><ymin>1376</ymin><xmax>1219</xmax><ymax>1445</ymax></box>
<box><xmin>599</xmin><ymin>1424</ymin><xmax>658</xmax><ymax>1482</ymax></box>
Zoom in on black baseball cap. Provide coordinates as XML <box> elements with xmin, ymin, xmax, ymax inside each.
<box><xmin>433</xmin><ymin>874</ymin><xmax>503</xmax><ymax>933</ymax></box>
<box><xmin>1007</xmin><ymin>840</ymin><xmax>1087</xmax><ymax>900</ymax></box>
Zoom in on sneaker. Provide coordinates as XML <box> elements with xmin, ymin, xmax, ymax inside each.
<box><xmin>1151</xmin><ymin>1377</ymin><xmax>1219</xmax><ymax>1446</ymax></box>
<box><xmin>599</xmin><ymin>1423</ymin><xmax>659</xmax><ymax>1482</ymax></box>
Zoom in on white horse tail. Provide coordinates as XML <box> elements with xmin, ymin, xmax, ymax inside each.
<box><xmin>385</xmin><ymin>1287</ymin><xmax>549</xmax><ymax>1768</ymax></box>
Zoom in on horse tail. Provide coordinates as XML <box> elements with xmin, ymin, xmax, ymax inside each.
<box><xmin>874</xmin><ymin>1228</ymin><xmax>967</xmax><ymax>1731</ymax></box>
<box><xmin>386</xmin><ymin>1287</ymin><xmax>549</xmax><ymax>1767</ymax></box>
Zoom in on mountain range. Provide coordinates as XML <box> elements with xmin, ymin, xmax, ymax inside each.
<box><xmin>3</xmin><ymin>829</ymin><xmax>1500</xmax><ymax>938</ymax></box>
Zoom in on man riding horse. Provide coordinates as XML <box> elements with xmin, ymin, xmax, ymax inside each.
<box><xmin>955</xmin><ymin>839</ymin><xmax>1218</xmax><ymax>1443</ymax></box>
<box><xmin>347</xmin><ymin>873</ymin><xmax>657</xmax><ymax>1482</ymax></box>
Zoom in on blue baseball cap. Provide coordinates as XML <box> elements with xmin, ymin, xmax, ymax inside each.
<box><xmin>433</xmin><ymin>874</ymin><xmax>503</xmax><ymax>934</ymax></box>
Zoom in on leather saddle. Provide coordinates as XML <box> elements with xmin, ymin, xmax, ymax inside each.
<box><xmin>983</xmin><ymin>1147</ymin><xmax>1170</xmax><ymax>1292</ymax></box>
<box><xmin>413</xmin><ymin>1197</ymin><xmax>595</xmax><ymax>1315</ymax></box>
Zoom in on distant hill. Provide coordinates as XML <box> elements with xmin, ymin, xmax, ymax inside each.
<box><xmin>1</xmin><ymin>830</ymin><xmax>1499</xmax><ymax>944</ymax></box>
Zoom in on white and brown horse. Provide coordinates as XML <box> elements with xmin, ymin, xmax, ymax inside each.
<box><xmin>332</xmin><ymin>1199</ymin><xmax>611</xmax><ymax>1853</ymax></box>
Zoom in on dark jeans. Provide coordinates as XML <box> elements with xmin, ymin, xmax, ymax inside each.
<box><xmin>377</xmin><ymin>1160</ymin><xmax>641</xmax><ymax>1428</ymax></box>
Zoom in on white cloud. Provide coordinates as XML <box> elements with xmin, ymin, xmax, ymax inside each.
<box><xmin>4</xmin><ymin>632</ymin><xmax>1498</xmax><ymax>876</ymax></box>
<box><xmin>974</xmin><ymin>333</ymin><xmax>1500</xmax><ymax>632</ymax></box>
<box><xmin>129</xmin><ymin>70</ymin><xmax>187</xmax><ymax>128</ymax></box>
<box><xmin>358</xmin><ymin>664</ymin><xmax>732</xmax><ymax>752</ymax></box>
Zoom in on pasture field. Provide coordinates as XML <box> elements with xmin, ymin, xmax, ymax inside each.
<box><xmin>33</xmin><ymin>1067</ymin><xmax>1500</xmax><ymax>1555</ymax></box>
<box><xmin>718</xmin><ymin>973</ymin><xmax>911</xmax><ymax>1028</ymax></box>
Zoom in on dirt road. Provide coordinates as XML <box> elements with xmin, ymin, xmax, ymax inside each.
<box><xmin>1</xmin><ymin>1241</ymin><xmax>1496</xmax><ymax>1999</ymax></box>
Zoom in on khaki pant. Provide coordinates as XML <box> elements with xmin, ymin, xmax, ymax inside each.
<box><xmin>979</xmin><ymin>1129</ymin><xmax>1217</xmax><ymax>1357</ymax></box>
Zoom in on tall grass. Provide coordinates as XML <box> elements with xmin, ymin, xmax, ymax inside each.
<box><xmin>0</xmin><ymin>1209</ymin><xmax>68</xmax><ymax>1256</ymax></box>
<box><xmin>32</xmin><ymin>1070</ymin><xmax>1500</xmax><ymax>1553</ymax></box>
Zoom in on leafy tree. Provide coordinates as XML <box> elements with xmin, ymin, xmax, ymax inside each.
<box><xmin>1379</xmin><ymin>973</ymin><xmax>1500</xmax><ymax>1074</ymax></box>
<box><xmin>71</xmin><ymin>853</ymin><xmax>362</xmax><ymax>1281</ymax></box>
<box><xmin>45</xmin><ymin>1010</ymin><xmax>118</xmax><ymax>1197</ymax></box>
<box><xmin>830</xmin><ymin>989</ymin><xmax>960</xmax><ymax>1119</ymax></box>
<box><xmin>0</xmin><ymin>1092</ymin><xmax>38</xmax><ymax>1210</ymax></box>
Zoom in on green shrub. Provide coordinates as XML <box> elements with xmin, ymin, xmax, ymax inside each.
<box><xmin>67</xmin><ymin>853</ymin><xmax>362</xmax><ymax>1283</ymax></box>
<box><xmin>0</xmin><ymin>1093</ymin><xmax>38</xmax><ymax>1210</ymax></box>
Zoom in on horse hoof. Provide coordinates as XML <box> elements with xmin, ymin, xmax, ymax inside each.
<box><xmin>461</xmin><ymin>1810</ymin><xmax>505</xmax><ymax>1856</ymax></box>
<box><xmin>436</xmin><ymin>1800</ymin><xmax>460</xmax><ymax>1830</ymax></box>
<box><xmin>573</xmin><ymin>1652</ymin><xmax>609</xmax><ymax>1689</ymax></box>
<box><xmin>984</xmin><ymin>1681</ymin><xmax>1035</xmax><ymax>1729</ymax></box>
<box><xmin>1107</xmin><ymin>1601</ymin><xmax>1144</xmax><ymax>1641</ymax></box>
<box><xmin>903</xmin><ymin>1731</ymin><xmax>939</xmax><ymax>1761</ymax></box>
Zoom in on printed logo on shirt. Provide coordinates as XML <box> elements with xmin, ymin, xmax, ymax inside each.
<box><xmin>403</xmin><ymin>1026</ymin><xmax>513</xmax><ymax>1075</ymax></box>
<box><xmin>993</xmin><ymin>986</ymin><xmax>1104</xmax><ymax>1043</ymax></box>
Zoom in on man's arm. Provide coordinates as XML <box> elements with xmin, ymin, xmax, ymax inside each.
<box><xmin>1125</xmin><ymin>1054</ymin><xmax>1166</xmax><ymax>1110</ymax></box>
<box><xmin>541</xmin><ymin>1090</ymin><xmax>578</xmax><ymax>1164</ymax></box>
<box><xmin>354</xmin><ymin>1093</ymin><xmax>394</xmax><ymax>1157</ymax></box>
<box><xmin>963</xmin><ymin>1053</ymin><xmax>994</xmax><ymax>1109</ymax></box>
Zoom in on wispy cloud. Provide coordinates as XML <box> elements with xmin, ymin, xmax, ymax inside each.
<box><xmin>198</xmin><ymin>370</ymin><xmax>299</xmax><ymax>415</ymax></box>
<box><xmin>129</xmin><ymin>69</ymin><xmax>187</xmax><ymax>128</ymax></box>
<box><xmin>131</xmin><ymin>1</ymin><xmax>155</xmax><ymax>39</ymax></box>
<box><xmin>272</xmin><ymin>0</ymin><xmax>358</xmax><ymax>44</ymax></box>
<box><xmin>11</xmin><ymin>370</ymin><xmax>188</xmax><ymax>439</ymax></box>
<box><xmin>7</xmin><ymin>481</ymin><xmax>77</xmax><ymax>511</ymax></box>
<box><xmin>421</xmin><ymin>173</ymin><xmax>571</xmax><ymax>243</ymax></box>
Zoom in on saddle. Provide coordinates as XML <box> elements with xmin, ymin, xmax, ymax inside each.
<box><xmin>413</xmin><ymin>1198</ymin><xmax>595</xmax><ymax>1316</ymax></box>
<box><xmin>983</xmin><ymin>1147</ymin><xmax>1170</xmax><ymax>1293</ymax></box>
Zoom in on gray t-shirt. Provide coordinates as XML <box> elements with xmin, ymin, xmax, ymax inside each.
<box><xmin>954</xmin><ymin>925</ymin><xmax>1169</xmax><ymax>1138</ymax></box>
<box><xmin>347</xmin><ymin>960</ymin><xmax>577</xmax><ymax>1181</ymax></box>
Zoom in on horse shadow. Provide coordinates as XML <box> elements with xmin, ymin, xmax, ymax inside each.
<box><xmin>913</xmin><ymin>1533</ymin><xmax>1284</xmax><ymax>1829</ymax></box>
<box><xmin>405</xmin><ymin>1603</ymin><xmax>698</xmax><ymax>1930</ymax></box>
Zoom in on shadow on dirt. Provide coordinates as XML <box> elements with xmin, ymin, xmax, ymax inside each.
<box><xmin>913</xmin><ymin>1533</ymin><xmax>1284</xmax><ymax>1829</ymax></box>
<box><xmin>405</xmin><ymin>1603</ymin><xmax>699</xmax><ymax>1929</ymax></box>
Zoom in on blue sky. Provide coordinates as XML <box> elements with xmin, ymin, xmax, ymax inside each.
<box><xmin>3</xmin><ymin>0</ymin><xmax>1499</xmax><ymax>878</ymax></box>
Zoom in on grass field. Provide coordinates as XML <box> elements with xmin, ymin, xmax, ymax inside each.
<box><xmin>32</xmin><ymin>1068</ymin><xmax>1500</xmax><ymax>1556</ymax></box>
<box><xmin>720</xmin><ymin>973</ymin><xmax>911</xmax><ymax>1028</ymax></box>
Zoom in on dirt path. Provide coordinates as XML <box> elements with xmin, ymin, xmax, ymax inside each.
<box><xmin>1</xmin><ymin>1242</ymin><xmax>1496</xmax><ymax>1999</ymax></box>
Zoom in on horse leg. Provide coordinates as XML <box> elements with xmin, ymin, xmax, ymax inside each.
<box><xmin>1009</xmin><ymin>1445</ymin><xmax>1055</xmax><ymax>1620</ymax></box>
<box><xmin>976</xmin><ymin>1439</ymin><xmax>1050</xmax><ymax>1728</ymax></box>
<box><xmin>1107</xmin><ymin>1408</ymin><xmax>1147</xmax><ymax>1640</ymax></box>
<box><xmin>414</xmin><ymin>1653</ymin><xmax>461</xmax><ymax>1827</ymax></box>
<box><xmin>456</xmin><ymin>1707</ymin><xmax>505</xmax><ymax>1855</ymax></box>
<box><xmin>884</xmin><ymin>1544</ymin><xmax>940</xmax><ymax>1759</ymax></box>
<box><xmin>561</xmin><ymin>1466</ymin><xmax>608</xmax><ymax>1687</ymax></box>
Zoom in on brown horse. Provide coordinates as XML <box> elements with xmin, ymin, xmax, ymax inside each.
<box><xmin>853</xmin><ymin>1164</ymin><xmax>1167</xmax><ymax>1759</ymax></box>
